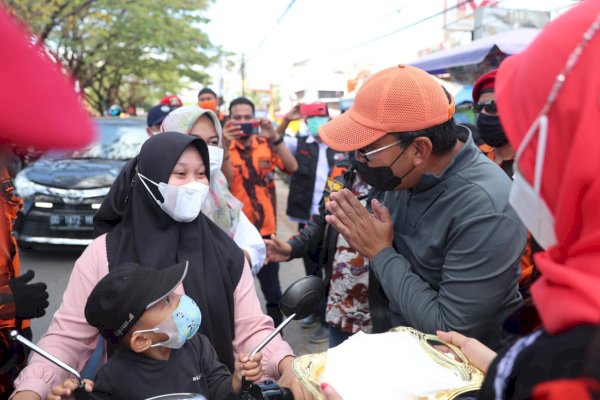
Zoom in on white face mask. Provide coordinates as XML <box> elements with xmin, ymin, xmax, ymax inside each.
<box><xmin>509</xmin><ymin>115</ymin><xmax>557</xmax><ymax>250</ymax></box>
<box><xmin>207</xmin><ymin>145</ymin><xmax>223</xmax><ymax>176</ymax></box>
<box><xmin>138</xmin><ymin>173</ymin><xmax>208</xmax><ymax>222</ymax></box>
<box><xmin>508</xmin><ymin>11</ymin><xmax>600</xmax><ymax>250</ymax></box>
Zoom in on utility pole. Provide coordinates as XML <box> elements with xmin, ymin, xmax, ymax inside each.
<box><xmin>241</xmin><ymin>53</ymin><xmax>246</xmax><ymax>97</ymax></box>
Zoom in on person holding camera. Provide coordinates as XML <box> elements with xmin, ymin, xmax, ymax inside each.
<box><xmin>223</xmin><ymin>97</ymin><xmax>297</xmax><ymax>328</ymax></box>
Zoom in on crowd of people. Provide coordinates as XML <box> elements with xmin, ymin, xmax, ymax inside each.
<box><xmin>2</xmin><ymin>0</ymin><xmax>600</xmax><ymax>399</ymax></box>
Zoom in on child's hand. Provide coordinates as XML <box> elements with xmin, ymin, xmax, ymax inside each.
<box><xmin>232</xmin><ymin>352</ymin><xmax>264</xmax><ymax>394</ymax></box>
<box><xmin>239</xmin><ymin>352</ymin><xmax>263</xmax><ymax>382</ymax></box>
<box><xmin>46</xmin><ymin>378</ymin><xmax>94</xmax><ymax>400</ymax></box>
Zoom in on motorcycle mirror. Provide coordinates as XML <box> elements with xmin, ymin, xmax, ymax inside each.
<box><xmin>279</xmin><ymin>275</ymin><xmax>324</xmax><ymax>320</ymax></box>
<box><xmin>248</xmin><ymin>276</ymin><xmax>325</xmax><ymax>358</ymax></box>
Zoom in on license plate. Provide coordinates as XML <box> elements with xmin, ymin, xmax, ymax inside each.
<box><xmin>49</xmin><ymin>214</ymin><xmax>94</xmax><ymax>230</ymax></box>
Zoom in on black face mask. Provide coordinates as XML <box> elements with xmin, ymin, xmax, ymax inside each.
<box><xmin>476</xmin><ymin>113</ymin><xmax>509</xmax><ymax>148</ymax></box>
<box><xmin>352</xmin><ymin>146</ymin><xmax>415</xmax><ymax>191</ymax></box>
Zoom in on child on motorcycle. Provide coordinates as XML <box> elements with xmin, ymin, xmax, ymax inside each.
<box><xmin>46</xmin><ymin>261</ymin><xmax>263</xmax><ymax>400</ymax></box>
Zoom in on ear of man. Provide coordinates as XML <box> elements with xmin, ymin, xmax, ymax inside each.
<box><xmin>410</xmin><ymin>136</ymin><xmax>433</xmax><ymax>166</ymax></box>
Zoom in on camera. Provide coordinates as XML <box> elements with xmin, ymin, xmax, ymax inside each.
<box><xmin>299</xmin><ymin>103</ymin><xmax>328</xmax><ymax>118</ymax></box>
<box><xmin>234</xmin><ymin>121</ymin><xmax>260</xmax><ymax>135</ymax></box>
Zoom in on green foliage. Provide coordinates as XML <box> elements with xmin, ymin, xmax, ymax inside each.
<box><xmin>4</xmin><ymin>0</ymin><xmax>217</xmax><ymax>114</ymax></box>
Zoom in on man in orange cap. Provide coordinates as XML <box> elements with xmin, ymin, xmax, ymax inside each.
<box><xmin>320</xmin><ymin>64</ymin><xmax>526</xmax><ymax>349</ymax></box>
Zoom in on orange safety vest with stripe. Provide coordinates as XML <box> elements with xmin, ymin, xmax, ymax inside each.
<box><xmin>0</xmin><ymin>166</ymin><xmax>28</xmax><ymax>330</ymax></box>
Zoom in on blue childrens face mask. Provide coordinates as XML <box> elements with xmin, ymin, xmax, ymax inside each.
<box><xmin>135</xmin><ymin>294</ymin><xmax>201</xmax><ymax>349</ymax></box>
<box><xmin>306</xmin><ymin>117</ymin><xmax>329</xmax><ymax>137</ymax></box>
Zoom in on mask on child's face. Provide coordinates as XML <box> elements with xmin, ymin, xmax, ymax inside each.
<box><xmin>306</xmin><ymin>117</ymin><xmax>329</xmax><ymax>137</ymax></box>
<box><xmin>138</xmin><ymin>173</ymin><xmax>208</xmax><ymax>222</ymax></box>
<box><xmin>135</xmin><ymin>294</ymin><xmax>201</xmax><ymax>349</ymax></box>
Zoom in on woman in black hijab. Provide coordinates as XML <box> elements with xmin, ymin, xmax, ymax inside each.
<box><xmin>12</xmin><ymin>133</ymin><xmax>308</xmax><ymax>400</ymax></box>
<box><xmin>104</xmin><ymin>132</ymin><xmax>243</xmax><ymax>370</ymax></box>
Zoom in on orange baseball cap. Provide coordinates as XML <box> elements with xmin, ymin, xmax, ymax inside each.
<box><xmin>319</xmin><ymin>65</ymin><xmax>455</xmax><ymax>151</ymax></box>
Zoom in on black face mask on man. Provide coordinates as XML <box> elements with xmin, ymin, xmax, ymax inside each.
<box><xmin>476</xmin><ymin>113</ymin><xmax>509</xmax><ymax>148</ymax></box>
<box><xmin>352</xmin><ymin>145</ymin><xmax>415</xmax><ymax>191</ymax></box>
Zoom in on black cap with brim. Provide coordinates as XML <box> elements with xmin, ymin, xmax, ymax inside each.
<box><xmin>85</xmin><ymin>261</ymin><xmax>188</xmax><ymax>343</ymax></box>
<box><xmin>147</xmin><ymin>104</ymin><xmax>175</xmax><ymax>127</ymax></box>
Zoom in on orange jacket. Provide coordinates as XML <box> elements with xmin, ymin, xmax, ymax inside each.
<box><xmin>229</xmin><ymin>136</ymin><xmax>288</xmax><ymax>236</ymax></box>
<box><xmin>0</xmin><ymin>166</ymin><xmax>27</xmax><ymax>330</ymax></box>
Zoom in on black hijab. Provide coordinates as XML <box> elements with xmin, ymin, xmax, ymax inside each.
<box><xmin>95</xmin><ymin>132</ymin><xmax>244</xmax><ymax>371</ymax></box>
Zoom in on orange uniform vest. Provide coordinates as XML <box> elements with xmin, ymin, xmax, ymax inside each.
<box><xmin>0</xmin><ymin>166</ymin><xmax>28</xmax><ymax>330</ymax></box>
<box><xmin>228</xmin><ymin>136</ymin><xmax>286</xmax><ymax>237</ymax></box>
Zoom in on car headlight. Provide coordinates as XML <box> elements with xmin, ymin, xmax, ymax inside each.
<box><xmin>14</xmin><ymin>172</ymin><xmax>46</xmax><ymax>200</ymax></box>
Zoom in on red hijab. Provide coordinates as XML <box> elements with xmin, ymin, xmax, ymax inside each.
<box><xmin>496</xmin><ymin>0</ymin><xmax>600</xmax><ymax>334</ymax></box>
<box><xmin>0</xmin><ymin>9</ymin><xmax>94</xmax><ymax>150</ymax></box>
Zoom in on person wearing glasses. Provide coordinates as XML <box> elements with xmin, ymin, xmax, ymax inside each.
<box><xmin>318</xmin><ymin>65</ymin><xmax>527</xmax><ymax>350</ymax></box>
<box><xmin>473</xmin><ymin>69</ymin><xmax>542</xmax><ymax>336</ymax></box>
<box><xmin>472</xmin><ymin>70</ymin><xmax>516</xmax><ymax>177</ymax></box>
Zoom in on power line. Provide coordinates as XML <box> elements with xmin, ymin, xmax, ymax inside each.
<box><xmin>243</xmin><ymin>0</ymin><xmax>297</xmax><ymax>66</ymax></box>
<box><xmin>290</xmin><ymin>0</ymin><xmax>497</xmax><ymax>68</ymax></box>
<box><xmin>337</xmin><ymin>0</ymin><xmax>482</xmax><ymax>54</ymax></box>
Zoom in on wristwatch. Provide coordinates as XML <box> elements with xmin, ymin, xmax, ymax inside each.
<box><xmin>273</xmin><ymin>136</ymin><xmax>284</xmax><ymax>145</ymax></box>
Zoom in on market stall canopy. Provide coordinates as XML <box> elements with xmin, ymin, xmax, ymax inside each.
<box><xmin>409</xmin><ymin>28</ymin><xmax>540</xmax><ymax>75</ymax></box>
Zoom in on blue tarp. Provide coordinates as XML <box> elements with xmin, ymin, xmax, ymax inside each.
<box><xmin>409</xmin><ymin>28</ymin><xmax>540</xmax><ymax>74</ymax></box>
<box><xmin>454</xmin><ymin>85</ymin><xmax>474</xmax><ymax>105</ymax></box>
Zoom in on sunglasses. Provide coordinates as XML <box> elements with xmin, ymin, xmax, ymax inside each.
<box><xmin>472</xmin><ymin>100</ymin><xmax>497</xmax><ymax>114</ymax></box>
<box><xmin>357</xmin><ymin>140</ymin><xmax>401</xmax><ymax>163</ymax></box>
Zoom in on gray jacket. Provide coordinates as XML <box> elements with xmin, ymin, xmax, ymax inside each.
<box><xmin>371</xmin><ymin>133</ymin><xmax>526</xmax><ymax>349</ymax></box>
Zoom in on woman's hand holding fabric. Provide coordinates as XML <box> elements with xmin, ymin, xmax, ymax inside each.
<box><xmin>277</xmin><ymin>356</ymin><xmax>315</xmax><ymax>400</ymax></box>
<box><xmin>436</xmin><ymin>331</ymin><xmax>497</xmax><ymax>373</ymax></box>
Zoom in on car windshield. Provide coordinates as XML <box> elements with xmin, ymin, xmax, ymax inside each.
<box><xmin>45</xmin><ymin>118</ymin><xmax>148</xmax><ymax>161</ymax></box>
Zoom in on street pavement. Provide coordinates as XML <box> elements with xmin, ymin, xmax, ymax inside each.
<box><xmin>21</xmin><ymin>175</ymin><xmax>328</xmax><ymax>357</ymax></box>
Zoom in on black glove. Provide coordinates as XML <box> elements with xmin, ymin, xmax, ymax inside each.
<box><xmin>8</xmin><ymin>269</ymin><xmax>49</xmax><ymax>319</ymax></box>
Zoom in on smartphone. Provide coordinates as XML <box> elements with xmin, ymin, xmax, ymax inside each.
<box><xmin>233</xmin><ymin>121</ymin><xmax>260</xmax><ymax>135</ymax></box>
<box><xmin>299</xmin><ymin>102</ymin><xmax>328</xmax><ymax>118</ymax></box>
